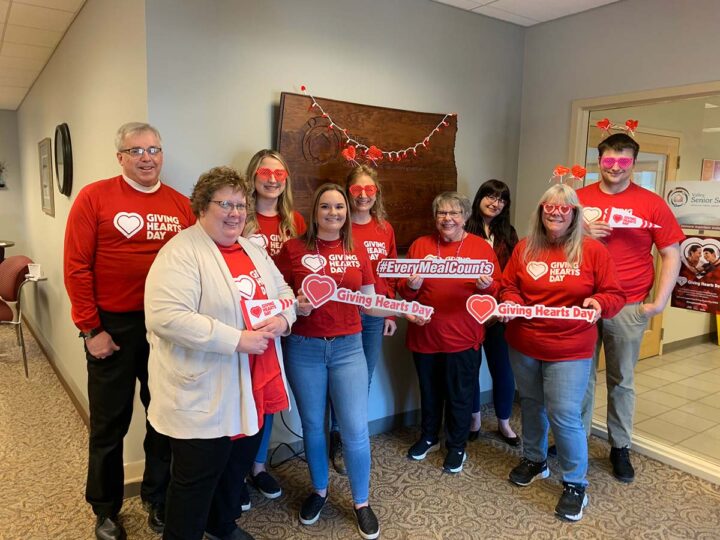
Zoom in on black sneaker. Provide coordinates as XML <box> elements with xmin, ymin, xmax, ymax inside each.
<box><xmin>249</xmin><ymin>471</ymin><xmax>282</xmax><ymax>499</ymax></box>
<box><xmin>555</xmin><ymin>482</ymin><xmax>589</xmax><ymax>521</ymax></box>
<box><xmin>299</xmin><ymin>492</ymin><xmax>327</xmax><ymax>525</ymax></box>
<box><xmin>442</xmin><ymin>449</ymin><xmax>467</xmax><ymax>473</ymax></box>
<box><xmin>354</xmin><ymin>505</ymin><xmax>380</xmax><ymax>540</ymax></box>
<box><xmin>239</xmin><ymin>481</ymin><xmax>251</xmax><ymax>512</ymax></box>
<box><xmin>329</xmin><ymin>430</ymin><xmax>347</xmax><ymax>475</ymax></box>
<box><xmin>610</xmin><ymin>446</ymin><xmax>635</xmax><ymax>483</ymax></box>
<box><xmin>204</xmin><ymin>526</ymin><xmax>256</xmax><ymax>540</ymax></box>
<box><xmin>407</xmin><ymin>438</ymin><xmax>440</xmax><ymax>461</ymax></box>
<box><xmin>508</xmin><ymin>458</ymin><xmax>550</xmax><ymax>486</ymax></box>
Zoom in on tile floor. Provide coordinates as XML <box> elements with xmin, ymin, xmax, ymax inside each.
<box><xmin>594</xmin><ymin>341</ymin><xmax>720</xmax><ymax>464</ymax></box>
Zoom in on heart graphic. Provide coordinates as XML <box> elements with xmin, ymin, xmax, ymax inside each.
<box><xmin>234</xmin><ymin>276</ymin><xmax>256</xmax><ymax>299</ymax></box>
<box><xmin>423</xmin><ymin>254</ymin><xmax>436</xmax><ymax>260</ymax></box>
<box><xmin>367</xmin><ymin>146</ymin><xmax>383</xmax><ymax>161</ymax></box>
<box><xmin>596</xmin><ymin>118</ymin><xmax>611</xmax><ymax>131</ymax></box>
<box><xmin>612</xmin><ymin>214</ymin><xmax>623</xmax><ymax>223</ymax></box>
<box><xmin>301</xmin><ymin>254</ymin><xmax>326</xmax><ymax>273</ymax></box>
<box><xmin>553</xmin><ymin>165</ymin><xmax>570</xmax><ymax>177</ymax></box>
<box><xmin>248</xmin><ymin>234</ymin><xmax>268</xmax><ymax>249</ymax></box>
<box><xmin>526</xmin><ymin>261</ymin><xmax>548</xmax><ymax>280</ymax></box>
<box><xmin>250</xmin><ymin>306</ymin><xmax>262</xmax><ymax>318</ymax></box>
<box><xmin>341</xmin><ymin>145</ymin><xmax>356</xmax><ymax>161</ymax></box>
<box><xmin>625</xmin><ymin>119</ymin><xmax>639</xmax><ymax>132</ymax></box>
<box><xmin>676</xmin><ymin>276</ymin><xmax>688</xmax><ymax>286</ymax></box>
<box><xmin>466</xmin><ymin>295</ymin><xmax>498</xmax><ymax>325</ymax></box>
<box><xmin>571</xmin><ymin>165</ymin><xmax>587</xmax><ymax>179</ymax></box>
<box><xmin>113</xmin><ymin>212</ymin><xmax>144</xmax><ymax>239</ymax></box>
<box><xmin>301</xmin><ymin>274</ymin><xmax>337</xmax><ymax>308</ymax></box>
<box><xmin>583</xmin><ymin>207</ymin><xmax>603</xmax><ymax>223</ymax></box>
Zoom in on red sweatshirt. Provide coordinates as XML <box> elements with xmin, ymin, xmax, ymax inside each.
<box><xmin>500</xmin><ymin>237</ymin><xmax>625</xmax><ymax>361</ymax></box>
<box><xmin>64</xmin><ymin>176</ymin><xmax>195</xmax><ymax>331</ymax></box>
<box><xmin>249</xmin><ymin>211</ymin><xmax>307</xmax><ymax>261</ymax></box>
<box><xmin>397</xmin><ymin>233</ymin><xmax>500</xmax><ymax>354</ymax></box>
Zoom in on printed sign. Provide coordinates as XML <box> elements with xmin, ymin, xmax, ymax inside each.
<box><xmin>665</xmin><ymin>181</ymin><xmax>720</xmax><ymax>231</ymax></box>
<box><xmin>670</xmin><ymin>235</ymin><xmax>720</xmax><ymax>313</ymax></box>
<box><xmin>241</xmin><ymin>298</ymin><xmax>296</xmax><ymax>329</ymax></box>
<box><xmin>582</xmin><ymin>207</ymin><xmax>659</xmax><ymax>228</ymax></box>
<box><xmin>376</xmin><ymin>258</ymin><xmax>494</xmax><ymax>278</ymax></box>
<box><xmin>300</xmin><ymin>274</ymin><xmax>434</xmax><ymax>318</ymax></box>
<box><xmin>466</xmin><ymin>294</ymin><xmax>598</xmax><ymax>324</ymax></box>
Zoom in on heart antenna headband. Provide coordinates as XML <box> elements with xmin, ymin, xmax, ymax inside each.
<box><xmin>595</xmin><ymin>118</ymin><xmax>639</xmax><ymax>137</ymax></box>
<box><xmin>549</xmin><ymin>164</ymin><xmax>586</xmax><ymax>188</ymax></box>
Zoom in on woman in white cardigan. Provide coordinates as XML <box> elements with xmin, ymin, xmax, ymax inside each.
<box><xmin>145</xmin><ymin>166</ymin><xmax>296</xmax><ymax>540</ymax></box>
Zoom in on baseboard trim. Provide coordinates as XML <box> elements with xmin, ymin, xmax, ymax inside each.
<box><xmin>663</xmin><ymin>332</ymin><xmax>718</xmax><ymax>354</ymax></box>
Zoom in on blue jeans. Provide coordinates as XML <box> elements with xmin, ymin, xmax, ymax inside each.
<box><xmin>472</xmin><ymin>322</ymin><xmax>515</xmax><ymax>420</ymax></box>
<box><xmin>509</xmin><ymin>347</ymin><xmax>591</xmax><ymax>486</ymax></box>
<box><xmin>254</xmin><ymin>413</ymin><xmax>273</xmax><ymax>464</ymax></box>
<box><xmin>285</xmin><ymin>333</ymin><xmax>370</xmax><ymax>504</ymax></box>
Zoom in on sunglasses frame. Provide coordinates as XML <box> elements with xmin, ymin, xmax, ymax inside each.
<box><xmin>255</xmin><ymin>167</ymin><xmax>288</xmax><ymax>182</ymax></box>
<box><xmin>600</xmin><ymin>156</ymin><xmax>634</xmax><ymax>169</ymax></box>
<box><xmin>541</xmin><ymin>203</ymin><xmax>574</xmax><ymax>215</ymax></box>
<box><xmin>349</xmin><ymin>184</ymin><xmax>378</xmax><ymax>197</ymax></box>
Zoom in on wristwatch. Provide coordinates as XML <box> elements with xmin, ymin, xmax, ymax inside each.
<box><xmin>79</xmin><ymin>327</ymin><xmax>103</xmax><ymax>340</ymax></box>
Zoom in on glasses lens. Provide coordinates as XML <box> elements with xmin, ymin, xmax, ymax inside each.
<box><xmin>273</xmin><ymin>169</ymin><xmax>288</xmax><ymax>182</ymax></box>
<box><xmin>601</xmin><ymin>157</ymin><xmax>633</xmax><ymax>169</ymax></box>
<box><xmin>349</xmin><ymin>185</ymin><xmax>377</xmax><ymax>197</ymax></box>
<box><xmin>148</xmin><ymin>146</ymin><xmax>162</xmax><ymax>156</ymax></box>
<box><xmin>256</xmin><ymin>167</ymin><xmax>287</xmax><ymax>182</ymax></box>
<box><xmin>617</xmin><ymin>157</ymin><xmax>633</xmax><ymax>168</ymax></box>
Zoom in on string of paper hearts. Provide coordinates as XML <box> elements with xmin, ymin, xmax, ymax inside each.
<box><xmin>549</xmin><ymin>164</ymin><xmax>586</xmax><ymax>187</ymax></box>
<box><xmin>300</xmin><ymin>85</ymin><xmax>456</xmax><ymax>165</ymax></box>
<box><xmin>596</xmin><ymin>118</ymin><xmax>639</xmax><ymax>137</ymax></box>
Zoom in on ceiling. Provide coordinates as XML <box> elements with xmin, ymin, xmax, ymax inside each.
<box><xmin>0</xmin><ymin>0</ymin><xmax>85</xmax><ymax>110</ymax></box>
<box><xmin>432</xmin><ymin>0</ymin><xmax>621</xmax><ymax>27</ymax></box>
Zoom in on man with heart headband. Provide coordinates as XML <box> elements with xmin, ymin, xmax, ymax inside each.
<box><xmin>63</xmin><ymin>123</ymin><xmax>195</xmax><ymax>540</ymax></box>
<box><xmin>145</xmin><ymin>166</ymin><xmax>295</xmax><ymax>540</ymax></box>
<box><xmin>577</xmin><ymin>133</ymin><xmax>683</xmax><ymax>484</ymax></box>
<box><xmin>501</xmin><ymin>184</ymin><xmax>625</xmax><ymax>522</ymax></box>
<box><xmin>397</xmin><ymin>191</ymin><xmax>501</xmax><ymax>475</ymax></box>
<box><xmin>241</xmin><ymin>149</ymin><xmax>307</xmax><ymax>504</ymax></box>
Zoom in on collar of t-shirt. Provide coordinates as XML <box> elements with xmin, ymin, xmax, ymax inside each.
<box><xmin>122</xmin><ymin>174</ymin><xmax>162</xmax><ymax>193</ymax></box>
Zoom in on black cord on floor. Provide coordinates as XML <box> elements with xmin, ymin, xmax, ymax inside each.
<box><xmin>268</xmin><ymin>409</ymin><xmax>306</xmax><ymax>468</ymax></box>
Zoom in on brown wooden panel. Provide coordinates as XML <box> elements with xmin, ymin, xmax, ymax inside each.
<box><xmin>277</xmin><ymin>92</ymin><xmax>457</xmax><ymax>251</ymax></box>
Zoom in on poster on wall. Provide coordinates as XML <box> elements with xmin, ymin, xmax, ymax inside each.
<box><xmin>671</xmin><ymin>235</ymin><xmax>720</xmax><ymax>313</ymax></box>
<box><xmin>700</xmin><ymin>159</ymin><xmax>720</xmax><ymax>181</ymax></box>
<box><xmin>664</xmin><ymin>181</ymin><xmax>720</xmax><ymax>231</ymax></box>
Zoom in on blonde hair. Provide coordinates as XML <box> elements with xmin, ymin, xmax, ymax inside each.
<box><xmin>304</xmin><ymin>183</ymin><xmax>353</xmax><ymax>252</ymax></box>
<box><xmin>345</xmin><ymin>164</ymin><xmax>388</xmax><ymax>227</ymax></box>
<box><xmin>243</xmin><ymin>149</ymin><xmax>298</xmax><ymax>243</ymax></box>
<box><xmin>524</xmin><ymin>183</ymin><xmax>584</xmax><ymax>266</ymax></box>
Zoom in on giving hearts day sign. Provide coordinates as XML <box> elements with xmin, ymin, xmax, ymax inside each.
<box><xmin>301</xmin><ymin>274</ymin><xmax>434</xmax><ymax>319</ymax></box>
<box><xmin>466</xmin><ymin>295</ymin><xmax>598</xmax><ymax>324</ymax></box>
<box><xmin>582</xmin><ymin>207</ymin><xmax>660</xmax><ymax>229</ymax></box>
<box><xmin>241</xmin><ymin>298</ymin><xmax>297</xmax><ymax>329</ymax></box>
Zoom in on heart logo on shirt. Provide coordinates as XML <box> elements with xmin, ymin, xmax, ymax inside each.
<box><xmin>583</xmin><ymin>207</ymin><xmax>603</xmax><ymax>223</ymax></box>
<box><xmin>676</xmin><ymin>276</ymin><xmax>688</xmax><ymax>286</ymax></box>
<box><xmin>301</xmin><ymin>254</ymin><xmax>326</xmax><ymax>273</ymax></box>
<box><xmin>113</xmin><ymin>212</ymin><xmax>144</xmax><ymax>238</ymax></box>
<box><xmin>250</xmin><ymin>306</ymin><xmax>263</xmax><ymax>318</ymax></box>
<box><xmin>423</xmin><ymin>254</ymin><xmax>436</xmax><ymax>260</ymax></box>
<box><xmin>527</xmin><ymin>261</ymin><xmax>548</xmax><ymax>280</ymax></box>
<box><xmin>248</xmin><ymin>234</ymin><xmax>268</xmax><ymax>249</ymax></box>
<box><xmin>466</xmin><ymin>294</ymin><xmax>498</xmax><ymax>325</ymax></box>
<box><xmin>234</xmin><ymin>275</ymin><xmax>256</xmax><ymax>299</ymax></box>
<box><xmin>301</xmin><ymin>274</ymin><xmax>337</xmax><ymax>308</ymax></box>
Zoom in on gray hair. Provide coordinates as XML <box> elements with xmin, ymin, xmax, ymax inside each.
<box><xmin>115</xmin><ymin>122</ymin><xmax>162</xmax><ymax>151</ymax></box>
<box><xmin>432</xmin><ymin>191</ymin><xmax>472</xmax><ymax>221</ymax></box>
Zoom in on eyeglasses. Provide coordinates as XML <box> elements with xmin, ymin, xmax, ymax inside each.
<box><xmin>256</xmin><ymin>167</ymin><xmax>287</xmax><ymax>182</ymax></box>
<box><xmin>212</xmin><ymin>200</ymin><xmax>247</xmax><ymax>213</ymax></box>
<box><xmin>541</xmin><ymin>203</ymin><xmax>574</xmax><ymax>215</ymax></box>
<box><xmin>119</xmin><ymin>146</ymin><xmax>162</xmax><ymax>157</ymax></box>
<box><xmin>436</xmin><ymin>210</ymin><xmax>463</xmax><ymax>218</ymax></box>
<box><xmin>349</xmin><ymin>184</ymin><xmax>378</xmax><ymax>197</ymax></box>
<box><xmin>484</xmin><ymin>195</ymin><xmax>506</xmax><ymax>205</ymax></box>
<box><xmin>600</xmin><ymin>156</ymin><xmax>634</xmax><ymax>169</ymax></box>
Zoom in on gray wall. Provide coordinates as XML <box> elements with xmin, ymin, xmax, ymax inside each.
<box><xmin>0</xmin><ymin>110</ymin><xmax>23</xmax><ymax>254</ymax></box>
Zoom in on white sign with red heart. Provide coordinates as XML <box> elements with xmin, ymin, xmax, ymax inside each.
<box><xmin>241</xmin><ymin>298</ymin><xmax>296</xmax><ymax>329</ymax></box>
<box><xmin>608</xmin><ymin>207</ymin><xmax>660</xmax><ymax>228</ymax></box>
<box><xmin>466</xmin><ymin>294</ymin><xmax>598</xmax><ymax>324</ymax></box>
<box><xmin>376</xmin><ymin>258</ymin><xmax>494</xmax><ymax>278</ymax></box>
<box><xmin>113</xmin><ymin>212</ymin><xmax>144</xmax><ymax>238</ymax></box>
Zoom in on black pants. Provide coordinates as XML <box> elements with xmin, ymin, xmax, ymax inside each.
<box><xmin>163</xmin><ymin>430</ymin><xmax>263</xmax><ymax>540</ymax></box>
<box><xmin>413</xmin><ymin>348</ymin><xmax>480</xmax><ymax>450</ymax></box>
<box><xmin>85</xmin><ymin>310</ymin><xmax>170</xmax><ymax>517</ymax></box>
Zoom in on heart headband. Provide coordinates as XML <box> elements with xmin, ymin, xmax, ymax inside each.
<box><xmin>550</xmin><ymin>164</ymin><xmax>586</xmax><ymax>187</ymax></box>
<box><xmin>595</xmin><ymin>118</ymin><xmax>639</xmax><ymax>137</ymax></box>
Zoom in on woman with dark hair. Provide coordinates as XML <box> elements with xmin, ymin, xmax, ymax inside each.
<box><xmin>465</xmin><ymin>179</ymin><xmax>520</xmax><ymax>446</ymax></box>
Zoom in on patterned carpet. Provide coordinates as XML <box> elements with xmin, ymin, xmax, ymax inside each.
<box><xmin>2</xmin><ymin>325</ymin><xmax>720</xmax><ymax>539</ymax></box>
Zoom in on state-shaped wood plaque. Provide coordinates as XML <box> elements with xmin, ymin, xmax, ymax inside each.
<box><xmin>277</xmin><ymin>92</ymin><xmax>457</xmax><ymax>252</ymax></box>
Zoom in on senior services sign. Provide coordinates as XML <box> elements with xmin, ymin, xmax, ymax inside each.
<box><xmin>665</xmin><ymin>181</ymin><xmax>720</xmax><ymax>231</ymax></box>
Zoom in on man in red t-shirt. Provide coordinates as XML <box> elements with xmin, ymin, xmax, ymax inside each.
<box><xmin>63</xmin><ymin>123</ymin><xmax>195</xmax><ymax>540</ymax></box>
<box><xmin>577</xmin><ymin>133</ymin><xmax>683</xmax><ymax>484</ymax></box>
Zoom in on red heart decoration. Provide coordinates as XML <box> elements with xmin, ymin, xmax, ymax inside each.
<box><xmin>571</xmin><ymin>165</ymin><xmax>587</xmax><ymax>179</ymax></box>
<box><xmin>466</xmin><ymin>294</ymin><xmax>498</xmax><ymax>325</ymax></box>
<box><xmin>613</xmin><ymin>214</ymin><xmax>623</xmax><ymax>223</ymax></box>
<box><xmin>250</xmin><ymin>306</ymin><xmax>262</xmax><ymax>318</ymax></box>
<box><xmin>301</xmin><ymin>274</ymin><xmax>337</xmax><ymax>308</ymax></box>
<box><xmin>553</xmin><ymin>165</ymin><xmax>570</xmax><ymax>177</ymax></box>
<box><xmin>341</xmin><ymin>145</ymin><xmax>356</xmax><ymax>161</ymax></box>
<box><xmin>625</xmin><ymin>119</ymin><xmax>639</xmax><ymax>131</ymax></box>
<box><xmin>596</xmin><ymin>118</ymin><xmax>611</xmax><ymax>130</ymax></box>
<box><xmin>366</xmin><ymin>145</ymin><xmax>383</xmax><ymax>161</ymax></box>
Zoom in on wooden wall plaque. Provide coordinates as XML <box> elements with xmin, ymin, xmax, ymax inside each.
<box><xmin>277</xmin><ymin>92</ymin><xmax>457</xmax><ymax>251</ymax></box>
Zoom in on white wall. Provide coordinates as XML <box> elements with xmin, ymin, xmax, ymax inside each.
<box><xmin>0</xmin><ymin>110</ymin><xmax>24</xmax><ymax>254</ymax></box>
<box><xmin>16</xmin><ymin>0</ymin><xmax>150</xmax><ymax>463</ymax></box>
<box><xmin>517</xmin><ymin>0</ymin><xmax>720</xmax><ymax>344</ymax></box>
<box><xmin>144</xmin><ymin>0</ymin><xmax>525</xmax><ymax>438</ymax></box>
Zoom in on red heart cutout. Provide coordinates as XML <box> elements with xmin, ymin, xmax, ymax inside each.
<box><xmin>596</xmin><ymin>118</ymin><xmax>611</xmax><ymax>130</ymax></box>
<box><xmin>301</xmin><ymin>274</ymin><xmax>337</xmax><ymax>308</ymax></box>
<box><xmin>571</xmin><ymin>165</ymin><xmax>586</xmax><ymax>179</ymax></box>
<box><xmin>250</xmin><ymin>306</ymin><xmax>262</xmax><ymax>318</ymax></box>
<box><xmin>466</xmin><ymin>294</ymin><xmax>498</xmax><ymax>325</ymax></box>
<box><xmin>625</xmin><ymin>119</ymin><xmax>638</xmax><ymax>131</ymax></box>
<box><xmin>366</xmin><ymin>145</ymin><xmax>383</xmax><ymax>161</ymax></box>
<box><xmin>341</xmin><ymin>145</ymin><xmax>356</xmax><ymax>161</ymax></box>
<box><xmin>613</xmin><ymin>214</ymin><xmax>623</xmax><ymax>223</ymax></box>
<box><xmin>553</xmin><ymin>165</ymin><xmax>570</xmax><ymax>177</ymax></box>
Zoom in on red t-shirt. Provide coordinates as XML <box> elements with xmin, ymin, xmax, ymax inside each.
<box><xmin>500</xmin><ymin>237</ymin><xmax>626</xmax><ymax>361</ymax></box>
<box><xmin>397</xmin><ymin>233</ymin><xmax>501</xmax><ymax>354</ymax></box>
<box><xmin>246</xmin><ymin>211</ymin><xmax>307</xmax><ymax>261</ymax></box>
<box><xmin>276</xmin><ymin>237</ymin><xmax>374</xmax><ymax>338</ymax></box>
<box><xmin>351</xmin><ymin>218</ymin><xmax>397</xmax><ymax>298</ymax></box>
<box><xmin>64</xmin><ymin>176</ymin><xmax>195</xmax><ymax>331</ymax></box>
<box><xmin>218</xmin><ymin>243</ymin><xmax>288</xmax><ymax>436</ymax></box>
<box><xmin>577</xmin><ymin>182</ymin><xmax>684</xmax><ymax>302</ymax></box>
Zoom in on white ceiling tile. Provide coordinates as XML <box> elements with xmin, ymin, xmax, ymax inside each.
<box><xmin>14</xmin><ymin>0</ymin><xmax>85</xmax><ymax>12</ymax></box>
<box><xmin>490</xmin><ymin>0</ymin><xmax>620</xmax><ymax>23</ymax></box>
<box><xmin>0</xmin><ymin>85</ymin><xmax>30</xmax><ymax>110</ymax></box>
<box><xmin>9</xmin><ymin>2</ymin><xmax>74</xmax><ymax>31</ymax></box>
<box><xmin>0</xmin><ymin>67</ymin><xmax>38</xmax><ymax>86</ymax></box>
<box><xmin>0</xmin><ymin>53</ymin><xmax>45</xmax><ymax>70</ymax></box>
<box><xmin>471</xmin><ymin>4</ymin><xmax>538</xmax><ymax>26</ymax></box>
<box><xmin>432</xmin><ymin>0</ymin><xmax>491</xmax><ymax>10</ymax></box>
<box><xmin>0</xmin><ymin>1</ymin><xmax>10</xmax><ymax>23</ymax></box>
<box><xmin>1</xmin><ymin>41</ymin><xmax>52</xmax><ymax>61</ymax></box>
<box><xmin>4</xmin><ymin>23</ymin><xmax>63</xmax><ymax>47</ymax></box>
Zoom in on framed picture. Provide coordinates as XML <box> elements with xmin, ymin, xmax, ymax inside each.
<box><xmin>701</xmin><ymin>159</ymin><xmax>720</xmax><ymax>181</ymax></box>
<box><xmin>38</xmin><ymin>137</ymin><xmax>54</xmax><ymax>217</ymax></box>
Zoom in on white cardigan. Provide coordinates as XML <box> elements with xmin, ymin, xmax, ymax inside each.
<box><xmin>145</xmin><ymin>223</ymin><xmax>296</xmax><ymax>439</ymax></box>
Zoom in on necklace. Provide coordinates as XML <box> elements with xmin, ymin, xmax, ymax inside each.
<box><xmin>316</xmin><ymin>237</ymin><xmax>347</xmax><ymax>288</ymax></box>
<box><xmin>437</xmin><ymin>231</ymin><xmax>467</xmax><ymax>259</ymax></box>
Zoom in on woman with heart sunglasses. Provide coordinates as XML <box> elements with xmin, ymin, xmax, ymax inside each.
<box><xmin>465</xmin><ymin>179</ymin><xmax>521</xmax><ymax>447</ymax></box>
<box><xmin>499</xmin><ymin>183</ymin><xmax>625</xmax><ymax>522</ymax></box>
<box><xmin>144</xmin><ymin>166</ymin><xmax>296</xmax><ymax>539</ymax></box>
<box><xmin>241</xmin><ymin>149</ymin><xmax>307</xmax><ymax>505</ymax></box>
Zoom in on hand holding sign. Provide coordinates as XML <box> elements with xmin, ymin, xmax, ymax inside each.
<box><xmin>466</xmin><ymin>294</ymin><xmax>599</xmax><ymax>324</ymax></box>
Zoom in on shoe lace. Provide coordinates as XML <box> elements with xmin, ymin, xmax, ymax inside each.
<box><xmin>563</xmin><ymin>483</ymin><xmax>583</xmax><ymax>498</ymax></box>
